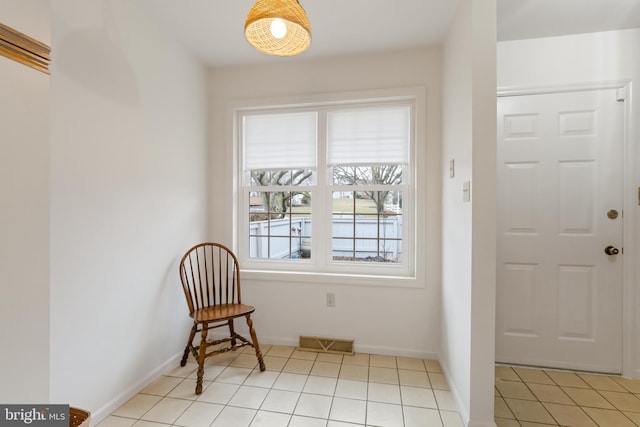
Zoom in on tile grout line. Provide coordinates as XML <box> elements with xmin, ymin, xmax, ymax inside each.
<box><xmin>497</xmin><ymin>365</ymin><xmax>640</xmax><ymax>427</ymax></box>
<box><xmin>103</xmin><ymin>348</ymin><xmax>457</xmax><ymax>427</ymax></box>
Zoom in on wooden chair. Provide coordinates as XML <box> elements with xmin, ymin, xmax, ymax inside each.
<box><xmin>179</xmin><ymin>242</ymin><xmax>265</xmax><ymax>394</ymax></box>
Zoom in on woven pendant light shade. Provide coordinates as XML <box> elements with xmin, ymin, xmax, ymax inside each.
<box><xmin>245</xmin><ymin>0</ymin><xmax>311</xmax><ymax>56</ymax></box>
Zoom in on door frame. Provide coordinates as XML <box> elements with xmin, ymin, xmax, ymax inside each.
<box><xmin>497</xmin><ymin>80</ymin><xmax>637</xmax><ymax>378</ymax></box>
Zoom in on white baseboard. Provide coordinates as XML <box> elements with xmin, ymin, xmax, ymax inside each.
<box><xmin>440</xmin><ymin>361</ymin><xmax>498</xmax><ymax>427</ymax></box>
<box><xmin>353</xmin><ymin>343</ymin><xmax>438</xmax><ymax>360</ymax></box>
<box><xmin>439</xmin><ymin>360</ymin><xmax>469</xmax><ymax>425</ymax></box>
<box><xmin>91</xmin><ymin>351</ymin><xmax>183</xmax><ymax>425</ymax></box>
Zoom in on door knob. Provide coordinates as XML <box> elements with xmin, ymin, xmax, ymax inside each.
<box><xmin>604</xmin><ymin>246</ymin><xmax>619</xmax><ymax>256</ymax></box>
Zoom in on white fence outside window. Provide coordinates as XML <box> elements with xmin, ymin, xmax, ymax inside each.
<box><xmin>249</xmin><ymin>216</ymin><xmax>403</xmax><ymax>260</ymax></box>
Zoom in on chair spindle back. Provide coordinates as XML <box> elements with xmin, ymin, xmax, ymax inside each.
<box><xmin>179</xmin><ymin>243</ymin><xmax>241</xmax><ymax>314</ymax></box>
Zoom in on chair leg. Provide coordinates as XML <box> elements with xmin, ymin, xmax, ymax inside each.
<box><xmin>196</xmin><ymin>323</ymin><xmax>208</xmax><ymax>394</ymax></box>
<box><xmin>229</xmin><ymin>319</ymin><xmax>237</xmax><ymax>348</ymax></box>
<box><xmin>245</xmin><ymin>314</ymin><xmax>266</xmax><ymax>371</ymax></box>
<box><xmin>180</xmin><ymin>324</ymin><xmax>197</xmax><ymax>367</ymax></box>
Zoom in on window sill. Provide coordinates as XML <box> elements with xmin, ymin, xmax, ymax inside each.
<box><xmin>240</xmin><ymin>268</ymin><xmax>422</xmax><ymax>289</ymax></box>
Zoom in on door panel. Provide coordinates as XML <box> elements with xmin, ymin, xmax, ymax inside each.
<box><xmin>496</xmin><ymin>89</ymin><xmax>624</xmax><ymax>374</ymax></box>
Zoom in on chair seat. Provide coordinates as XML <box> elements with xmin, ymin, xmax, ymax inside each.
<box><xmin>191</xmin><ymin>303</ymin><xmax>255</xmax><ymax>323</ymax></box>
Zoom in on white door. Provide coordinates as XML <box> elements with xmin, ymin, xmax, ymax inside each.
<box><xmin>496</xmin><ymin>88</ymin><xmax>624</xmax><ymax>374</ymax></box>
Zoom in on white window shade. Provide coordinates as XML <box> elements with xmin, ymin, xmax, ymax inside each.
<box><xmin>328</xmin><ymin>106</ymin><xmax>410</xmax><ymax>165</ymax></box>
<box><xmin>243</xmin><ymin>112</ymin><xmax>317</xmax><ymax>171</ymax></box>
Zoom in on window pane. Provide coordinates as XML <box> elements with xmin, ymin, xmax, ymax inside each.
<box><xmin>249</xmin><ymin>191</ymin><xmax>311</xmax><ymax>259</ymax></box>
<box><xmin>332</xmin><ymin>192</ymin><xmax>355</xmax><ymax>240</ymax></box>
<box><xmin>382</xmin><ymin>190</ymin><xmax>403</xmax><ymax>215</ymax></box>
<box><xmin>251</xmin><ymin>169</ymin><xmax>314</xmax><ymax>187</ymax></box>
<box><xmin>333</xmin><ymin>165</ymin><xmax>403</xmax><ymax>185</ymax></box>
<box><xmin>333</xmin><ymin>216</ymin><xmax>354</xmax><ymax>239</ymax></box>
<box><xmin>379</xmin><ymin>238</ymin><xmax>402</xmax><ymax>263</ymax></box>
<box><xmin>331</xmin><ymin>191</ymin><xmax>402</xmax><ymax>263</ymax></box>
<box><xmin>332</xmin><ymin>191</ymin><xmax>378</xmax><ymax>214</ymax></box>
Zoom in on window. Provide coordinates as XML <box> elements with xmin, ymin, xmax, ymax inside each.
<box><xmin>237</xmin><ymin>95</ymin><xmax>416</xmax><ymax>278</ymax></box>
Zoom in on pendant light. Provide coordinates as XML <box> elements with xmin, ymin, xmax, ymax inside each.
<box><xmin>244</xmin><ymin>0</ymin><xmax>311</xmax><ymax>56</ymax></box>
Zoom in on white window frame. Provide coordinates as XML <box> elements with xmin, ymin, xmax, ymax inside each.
<box><xmin>232</xmin><ymin>88</ymin><xmax>424</xmax><ymax>286</ymax></box>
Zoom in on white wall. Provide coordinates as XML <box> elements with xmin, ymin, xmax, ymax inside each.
<box><xmin>498</xmin><ymin>29</ymin><xmax>640</xmax><ymax>378</ymax></box>
<box><xmin>0</xmin><ymin>0</ymin><xmax>51</xmax><ymax>403</ymax></box>
<box><xmin>208</xmin><ymin>48</ymin><xmax>443</xmax><ymax>358</ymax></box>
<box><xmin>441</xmin><ymin>0</ymin><xmax>496</xmax><ymax>426</ymax></box>
<box><xmin>49</xmin><ymin>0</ymin><xmax>208</xmax><ymax>420</ymax></box>
<box><xmin>442</xmin><ymin>1</ymin><xmax>473</xmax><ymax>420</ymax></box>
<box><xmin>469</xmin><ymin>2</ymin><xmax>497</xmax><ymax>424</ymax></box>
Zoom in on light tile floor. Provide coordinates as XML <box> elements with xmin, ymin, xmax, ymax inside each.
<box><xmin>495</xmin><ymin>365</ymin><xmax>640</xmax><ymax>426</ymax></box>
<box><xmin>98</xmin><ymin>345</ymin><xmax>463</xmax><ymax>427</ymax></box>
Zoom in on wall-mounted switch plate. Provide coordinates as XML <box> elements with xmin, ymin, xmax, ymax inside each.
<box><xmin>463</xmin><ymin>180</ymin><xmax>471</xmax><ymax>203</ymax></box>
<box><xmin>449</xmin><ymin>159</ymin><xmax>455</xmax><ymax>178</ymax></box>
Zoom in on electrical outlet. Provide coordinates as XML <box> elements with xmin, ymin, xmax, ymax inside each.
<box><xmin>326</xmin><ymin>292</ymin><xmax>335</xmax><ymax>308</ymax></box>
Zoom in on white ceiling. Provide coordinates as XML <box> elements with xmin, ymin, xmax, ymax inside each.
<box><xmin>498</xmin><ymin>0</ymin><xmax>640</xmax><ymax>42</ymax></box>
<box><xmin>136</xmin><ymin>0</ymin><xmax>640</xmax><ymax>69</ymax></box>
<box><xmin>136</xmin><ymin>0</ymin><xmax>461</xmax><ymax>68</ymax></box>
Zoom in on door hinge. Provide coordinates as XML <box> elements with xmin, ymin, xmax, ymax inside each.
<box><xmin>616</xmin><ymin>87</ymin><xmax>627</xmax><ymax>102</ymax></box>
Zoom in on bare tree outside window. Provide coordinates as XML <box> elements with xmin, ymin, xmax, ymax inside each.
<box><xmin>250</xmin><ymin>169</ymin><xmax>312</xmax><ymax>220</ymax></box>
<box><xmin>332</xmin><ymin>165</ymin><xmax>403</xmax><ymax>213</ymax></box>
